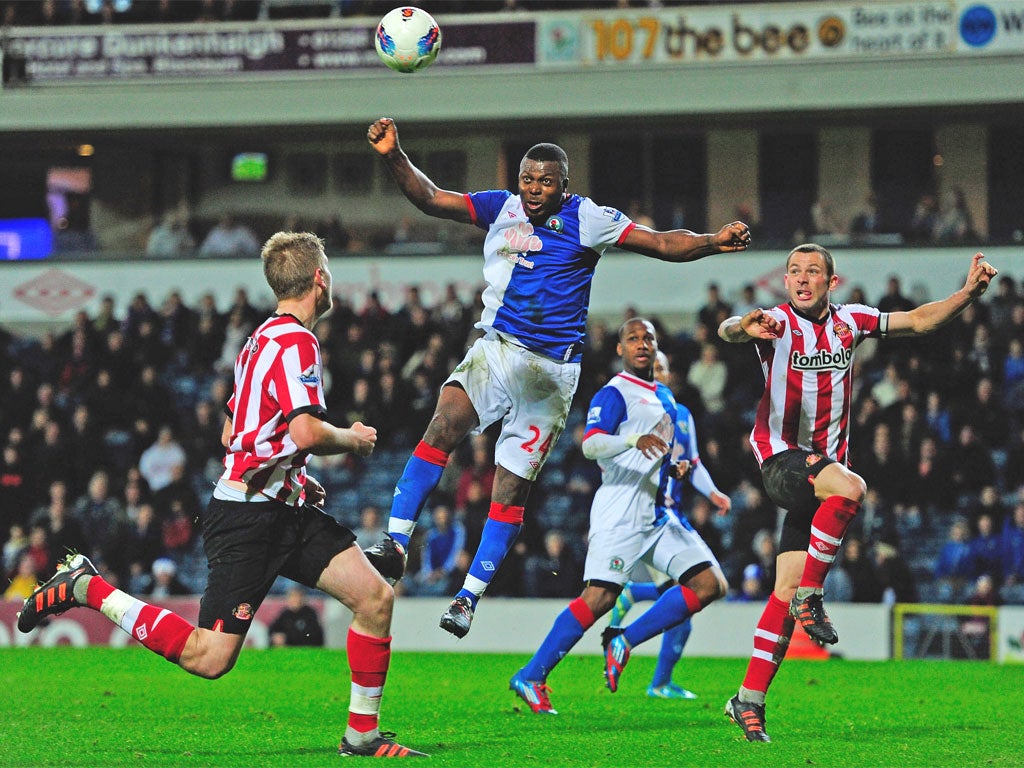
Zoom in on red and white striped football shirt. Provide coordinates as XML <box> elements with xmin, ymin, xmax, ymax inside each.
<box><xmin>749</xmin><ymin>302</ymin><xmax>888</xmax><ymax>467</ymax></box>
<box><xmin>220</xmin><ymin>314</ymin><xmax>327</xmax><ymax>505</ymax></box>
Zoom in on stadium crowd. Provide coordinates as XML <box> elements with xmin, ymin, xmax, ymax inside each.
<box><xmin>3</xmin><ymin>268</ymin><xmax>1024</xmax><ymax>608</ymax></box>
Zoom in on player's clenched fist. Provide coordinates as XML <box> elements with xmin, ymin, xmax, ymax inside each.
<box><xmin>348</xmin><ymin>422</ymin><xmax>378</xmax><ymax>456</ymax></box>
<box><xmin>367</xmin><ymin>117</ymin><xmax>399</xmax><ymax>155</ymax></box>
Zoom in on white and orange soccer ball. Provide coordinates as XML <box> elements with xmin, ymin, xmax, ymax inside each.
<box><xmin>374</xmin><ymin>7</ymin><xmax>442</xmax><ymax>74</ymax></box>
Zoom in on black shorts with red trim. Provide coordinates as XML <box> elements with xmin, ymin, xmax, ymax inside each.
<box><xmin>197</xmin><ymin>497</ymin><xmax>356</xmax><ymax>635</ymax></box>
<box><xmin>760</xmin><ymin>448</ymin><xmax>836</xmax><ymax>555</ymax></box>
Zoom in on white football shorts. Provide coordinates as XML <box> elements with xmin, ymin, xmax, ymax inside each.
<box><xmin>584</xmin><ymin>514</ymin><xmax>720</xmax><ymax>586</ymax></box>
<box><xmin>445</xmin><ymin>333</ymin><xmax>580</xmax><ymax>482</ymax></box>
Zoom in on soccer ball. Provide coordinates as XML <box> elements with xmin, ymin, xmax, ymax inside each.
<box><xmin>374</xmin><ymin>7</ymin><xmax>442</xmax><ymax>74</ymax></box>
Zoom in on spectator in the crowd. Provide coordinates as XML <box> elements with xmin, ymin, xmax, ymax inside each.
<box><xmin>197</xmin><ymin>214</ymin><xmax>261</xmax><ymax>258</ymax></box>
<box><xmin>117</xmin><ymin>502</ymin><xmax>164</xmax><ymax>587</ymax></box>
<box><xmin>697</xmin><ymin>283</ymin><xmax>732</xmax><ymax>333</ymax></box>
<box><xmin>732</xmin><ymin>283</ymin><xmax>760</xmax><ymax>317</ymax></box>
<box><xmin>837</xmin><ymin>537</ymin><xmax>883</xmax><ymax>603</ymax></box>
<box><xmin>71</xmin><ymin>469</ymin><xmax>125</xmax><ymax>560</ymax></box>
<box><xmin>876</xmin><ymin>275</ymin><xmax>917</xmax><ymax>314</ymax></box>
<box><xmin>1000</xmin><ymin>503</ymin><xmax>1024</xmax><ymax>603</ymax></box>
<box><xmin>948</xmin><ymin>424</ymin><xmax>998</xmax><ymax>503</ymax></box>
<box><xmin>454</xmin><ymin>437</ymin><xmax>496</xmax><ymax>515</ymax></box>
<box><xmin>933</xmin><ymin>187</ymin><xmax>976</xmax><ymax>244</ymax></box>
<box><xmin>810</xmin><ymin>197</ymin><xmax>842</xmax><ymax>236</ymax></box>
<box><xmin>353</xmin><ymin>505</ymin><xmax>387</xmax><ymax>549</ymax></box>
<box><xmin>934</xmin><ymin>518</ymin><xmax>974</xmax><ymax>603</ymax></box>
<box><xmin>413</xmin><ymin>505</ymin><xmax>466</xmax><ymax>597</ymax></box>
<box><xmin>522</xmin><ymin>529</ymin><xmax>581</xmax><ymax>598</ymax></box>
<box><xmin>873</xmin><ymin>542</ymin><xmax>917</xmax><ymax>604</ymax></box>
<box><xmin>987</xmin><ymin>275</ymin><xmax>1019</xmax><ymax>334</ymax></box>
<box><xmin>138</xmin><ymin>425</ymin><xmax>188</xmax><ymax>493</ymax></box>
<box><xmin>686</xmin><ymin>343</ymin><xmax>727</xmax><ymax>417</ymax></box>
<box><xmin>140</xmin><ymin>557</ymin><xmax>191</xmax><ymax>598</ymax></box>
<box><xmin>146</xmin><ymin>212</ymin><xmax>196</xmax><ymax>258</ymax></box>
<box><xmin>30</xmin><ymin>478</ymin><xmax>88</xmax><ymax>558</ymax></box>
<box><xmin>3</xmin><ymin>552</ymin><xmax>39</xmax><ymax>600</ymax></box>
<box><xmin>857</xmin><ymin>422</ymin><xmax>907</xmax><ymax>505</ymax></box>
<box><xmin>923</xmin><ymin>390</ymin><xmax>953</xmax><ymax>445</ymax></box>
<box><xmin>969</xmin><ymin>513</ymin><xmax>1003</xmax><ymax>587</ymax></box>
<box><xmin>728</xmin><ymin>563</ymin><xmax>769</xmax><ymax>603</ymax></box>
<box><xmin>688</xmin><ymin>496</ymin><xmax>726</xmax><ymax>563</ymax></box>
<box><xmin>181</xmin><ymin>400</ymin><xmax>227</xmax><ymax>475</ymax></box>
<box><xmin>161</xmin><ymin>498</ymin><xmax>196</xmax><ymax>555</ymax></box>
<box><xmin>966</xmin><ymin>325</ymin><xmax>998</xmax><ymax>380</ymax></box>
<box><xmin>132</xmin><ymin>365</ymin><xmax>177</xmax><ymax>431</ymax></box>
<box><xmin>215</xmin><ymin>307</ymin><xmax>254</xmax><ymax>374</ymax></box>
<box><xmin>23</xmin><ymin>525</ymin><xmax>52</xmax><ymax>578</ymax></box>
<box><xmin>1003</xmin><ymin>337</ymin><xmax>1024</xmax><ymax>398</ymax></box>
<box><xmin>961</xmin><ymin>377</ymin><xmax>1009</xmax><ymax>450</ymax></box>
<box><xmin>906</xmin><ymin>193</ymin><xmax>939</xmax><ymax>244</ymax></box>
<box><xmin>319</xmin><ymin>214</ymin><xmax>351</xmax><ymax>253</ymax></box>
<box><xmin>0</xmin><ymin>443</ymin><xmax>30</xmax><ymax>534</ymax></box>
<box><xmin>269</xmin><ymin>586</ymin><xmax>325</xmax><ymax>647</ymax></box>
<box><xmin>849</xmin><ymin>191</ymin><xmax>882</xmax><ymax>241</ymax></box>
<box><xmin>901</xmin><ymin>436</ymin><xmax>952</xmax><ymax>528</ymax></box>
<box><xmin>2</xmin><ymin>522</ymin><xmax>28</xmax><ymax>578</ymax></box>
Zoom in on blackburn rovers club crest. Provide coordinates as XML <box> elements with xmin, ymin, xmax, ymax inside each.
<box><xmin>232</xmin><ymin>603</ymin><xmax>253</xmax><ymax>621</ymax></box>
<box><xmin>546</xmin><ymin>215</ymin><xmax>563</xmax><ymax>232</ymax></box>
<box><xmin>609</xmin><ymin>557</ymin><xmax>625</xmax><ymax>572</ymax></box>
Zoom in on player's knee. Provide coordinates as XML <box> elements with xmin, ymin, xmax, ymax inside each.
<box><xmin>354</xmin><ymin>578</ymin><xmax>394</xmax><ymax>622</ymax></box>
<box><xmin>842</xmin><ymin>474</ymin><xmax>867</xmax><ymax>504</ymax></box>
<box><xmin>698</xmin><ymin>573</ymin><xmax>728</xmax><ymax>605</ymax></box>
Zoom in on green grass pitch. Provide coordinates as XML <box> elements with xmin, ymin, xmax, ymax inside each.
<box><xmin>1</xmin><ymin>647</ymin><xmax>1020</xmax><ymax>767</ymax></box>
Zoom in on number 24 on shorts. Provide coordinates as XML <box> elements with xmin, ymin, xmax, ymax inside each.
<box><xmin>521</xmin><ymin>426</ymin><xmax>553</xmax><ymax>454</ymax></box>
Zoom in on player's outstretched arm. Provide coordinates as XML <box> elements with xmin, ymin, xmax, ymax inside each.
<box><xmin>885</xmin><ymin>252</ymin><xmax>998</xmax><ymax>338</ymax></box>
<box><xmin>289</xmin><ymin>413</ymin><xmax>378</xmax><ymax>457</ymax></box>
<box><xmin>367</xmin><ymin>117</ymin><xmax>472</xmax><ymax>224</ymax></box>
<box><xmin>620</xmin><ymin>220</ymin><xmax>751</xmax><ymax>263</ymax></box>
<box><xmin>718</xmin><ymin>309</ymin><xmax>782</xmax><ymax>343</ymax></box>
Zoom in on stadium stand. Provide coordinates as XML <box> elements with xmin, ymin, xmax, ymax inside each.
<box><xmin>1</xmin><ymin>270</ymin><xmax>1021</xmax><ymax>605</ymax></box>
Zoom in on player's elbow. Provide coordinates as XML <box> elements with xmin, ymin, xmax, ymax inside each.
<box><xmin>288</xmin><ymin>417</ymin><xmax>320</xmax><ymax>453</ymax></box>
<box><xmin>581</xmin><ymin>439</ymin><xmax>599</xmax><ymax>460</ymax></box>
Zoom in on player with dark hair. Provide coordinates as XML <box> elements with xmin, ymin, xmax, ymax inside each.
<box><xmin>366</xmin><ymin>116</ymin><xmax>750</xmax><ymax>638</ymax></box>
<box><xmin>719</xmin><ymin>246</ymin><xmax>997</xmax><ymax>742</ymax></box>
<box><xmin>18</xmin><ymin>231</ymin><xmax>425</xmax><ymax>758</ymax></box>
<box><xmin>509</xmin><ymin>319</ymin><xmax>728</xmax><ymax>714</ymax></box>
<box><xmin>607</xmin><ymin>350</ymin><xmax>731</xmax><ymax>700</ymax></box>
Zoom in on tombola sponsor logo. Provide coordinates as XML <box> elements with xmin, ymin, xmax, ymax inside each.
<box><xmin>790</xmin><ymin>347</ymin><xmax>853</xmax><ymax>371</ymax></box>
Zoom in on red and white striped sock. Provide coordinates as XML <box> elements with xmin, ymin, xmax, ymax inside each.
<box><xmin>86</xmin><ymin>576</ymin><xmax>193</xmax><ymax>663</ymax></box>
<box><xmin>739</xmin><ymin>593</ymin><xmax>795</xmax><ymax>701</ymax></box>
<box><xmin>345</xmin><ymin>628</ymin><xmax>391</xmax><ymax>743</ymax></box>
<box><xmin>801</xmin><ymin>496</ymin><xmax>860</xmax><ymax>590</ymax></box>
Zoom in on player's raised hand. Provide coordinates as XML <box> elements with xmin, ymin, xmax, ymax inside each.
<box><xmin>963</xmin><ymin>252</ymin><xmax>998</xmax><ymax>299</ymax></box>
<box><xmin>347</xmin><ymin>421</ymin><xmax>379</xmax><ymax>456</ymax></box>
<box><xmin>713</xmin><ymin>221</ymin><xmax>752</xmax><ymax>253</ymax></box>
<box><xmin>740</xmin><ymin>308</ymin><xmax>783</xmax><ymax>339</ymax></box>
<box><xmin>367</xmin><ymin>117</ymin><xmax>399</xmax><ymax>155</ymax></box>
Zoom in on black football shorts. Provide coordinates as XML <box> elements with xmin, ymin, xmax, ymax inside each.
<box><xmin>760</xmin><ymin>448</ymin><xmax>836</xmax><ymax>555</ymax></box>
<box><xmin>197</xmin><ymin>497</ymin><xmax>356</xmax><ymax>635</ymax></box>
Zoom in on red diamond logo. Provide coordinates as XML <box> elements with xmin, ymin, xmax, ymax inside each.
<box><xmin>13</xmin><ymin>269</ymin><xmax>96</xmax><ymax>316</ymax></box>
